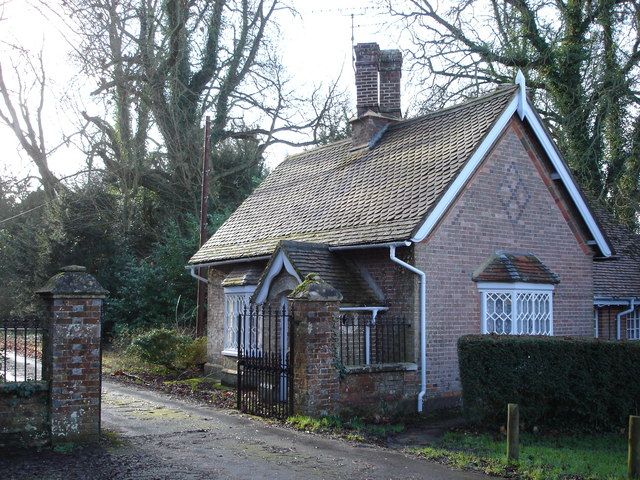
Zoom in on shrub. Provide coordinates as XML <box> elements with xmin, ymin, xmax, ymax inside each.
<box><xmin>175</xmin><ymin>336</ymin><xmax>207</xmax><ymax>370</ymax></box>
<box><xmin>128</xmin><ymin>329</ymin><xmax>205</xmax><ymax>371</ymax></box>
<box><xmin>457</xmin><ymin>335</ymin><xmax>640</xmax><ymax>432</ymax></box>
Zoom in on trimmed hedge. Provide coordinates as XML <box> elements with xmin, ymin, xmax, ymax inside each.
<box><xmin>458</xmin><ymin>335</ymin><xmax>640</xmax><ymax>432</ymax></box>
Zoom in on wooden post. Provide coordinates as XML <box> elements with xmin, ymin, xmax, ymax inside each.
<box><xmin>630</xmin><ymin>416</ymin><xmax>640</xmax><ymax>479</ymax></box>
<box><xmin>195</xmin><ymin>116</ymin><xmax>211</xmax><ymax>338</ymax></box>
<box><xmin>507</xmin><ymin>403</ymin><xmax>520</xmax><ymax>461</ymax></box>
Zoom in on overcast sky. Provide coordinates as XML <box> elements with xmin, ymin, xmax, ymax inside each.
<box><xmin>0</xmin><ymin>0</ymin><xmax>410</xmax><ymax>184</ymax></box>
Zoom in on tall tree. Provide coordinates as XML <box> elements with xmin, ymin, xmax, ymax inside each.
<box><xmin>390</xmin><ymin>0</ymin><xmax>640</xmax><ymax>225</ymax></box>
<box><xmin>54</xmin><ymin>0</ymin><xmax>341</xmax><ymax>216</ymax></box>
<box><xmin>0</xmin><ymin>47</ymin><xmax>66</xmax><ymax>198</ymax></box>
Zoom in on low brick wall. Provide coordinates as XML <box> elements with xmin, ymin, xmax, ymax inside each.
<box><xmin>339</xmin><ymin>365</ymin><xmax>419</xmax><ymax>416</ymax></box>
<box><xmin>0</xmin><ymin>265</ymin><xmax>107</xmax><ymax>449</ymax></box>
<box><xmin>0</xmin><ymin>381</ymin><xmax>49</xmax><ymax>448</ymax></box>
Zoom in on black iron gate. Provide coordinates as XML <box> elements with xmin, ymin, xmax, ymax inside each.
<box><xmin>236</xmin><ymin>305</ymin><xmax>294</xmax><ymax>419</ymax></box>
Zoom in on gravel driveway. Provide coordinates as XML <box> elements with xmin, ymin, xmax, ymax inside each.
<box><xmin>0</xmin><ymin>380</ymin><xmax>490</xmax><ymax>480</ymax></box>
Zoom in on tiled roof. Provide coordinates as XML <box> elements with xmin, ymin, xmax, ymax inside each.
<box><xmin>221</xmin><ymin>262</ymin><xmax>266</xmax><ymax>287</ymax></box>
<box><xmin>256</xmin><ymin>241</ymin><xmax>383</xmax><ymax>306</ymax></box>
<box><xmin>190</xmin><ymin>86</ymin><xmax>518</xmax><ymax>264</ymax></box>
<box><xmin>472</xmin><ymin>253</ymin><xmax>560</xmax><ymax>284</ymax></box>
<box><xmin>593</xmin><ymin>207</ymin><xmax>640</xmax><ymax>299</ymax></box>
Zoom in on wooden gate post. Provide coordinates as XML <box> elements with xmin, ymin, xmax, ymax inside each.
<box><xmin>507</xmin><ymin>403</ymin><xmax>520</xmax><ymax>461</ymax></box>
<box><xmin>630</xmin><ymin>415</ymin><xmax>640</xmax><ymax>479</ymax></box>
<box><xmin>37</xmin><ymin>265</ymin><xmax>107</xmax><ymax>445</ymax></box>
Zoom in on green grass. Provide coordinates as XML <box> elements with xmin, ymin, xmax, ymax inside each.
<box><xmin>162</xmin><ymin>377</ymin><xmax>230</xmax><ymax>392</ymax></box>
<box><xmin>286</xmin><ymin>414</ymin><xmax>404</xmax><ymax>441</ymax></box>
<box><xmin>414</xmin><ymin>431</ymin><xmax>627</xmax><ymax>480</ymax></box>
<box><xmin>102</xmin><ymin>348</ymin><xmax>171</xmax><ymax>376</ymax></box>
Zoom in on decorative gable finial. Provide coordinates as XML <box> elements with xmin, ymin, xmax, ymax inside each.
<box><xmin>515</xmin><ymin>70</ymin><xmax>526</xmax><ymax>120</ymax></box>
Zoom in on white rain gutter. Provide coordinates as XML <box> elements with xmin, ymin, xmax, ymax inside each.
<box><xmin>329</xmin><ymin>241</ymin><xmax>412</xmax><ymax>251</ymax></box>
<box><xmin>616</xmin><ymin>298</ymin><xmax>636</xmax><ymax>340</ymax></box>
<box><xmin>187</xmin><ymin>265</ymin><xmax>209</xmax><ymax>284</ymax></box>
<box><xmin>185</xmin><ymin>255</ymin><xmax>271</xmax><ymax>285</ymax></box>
<box><xmin>389</xmin><ymin>244</ymin><xmax>427</xmax><ymax>413</ymax></box>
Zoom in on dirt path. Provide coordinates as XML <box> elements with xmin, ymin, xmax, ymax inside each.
<box><xmin>0</xmin><ymin>381</ymin><xmax>491</xmax><ymax>480</ymax></box>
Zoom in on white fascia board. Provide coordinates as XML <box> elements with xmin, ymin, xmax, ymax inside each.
<box><xmin>411</xmin><ymin>95</ymin><xmax>612</xmax><ymax>258</ymax></box>
<box><xmin>254</xmin><ymin>250</ymin><xmax>301</xmax><ymax>304</ymax></box>
<box><xmin>411</xmin><ymin>96</ymin><xmax>518</xmax><ymax>243</ymax></box>
<box><xmin>476</xmin><ymin>281</ymin><xmax>555</xmax><ymax>292</ymax></box>
<box><xmin>521</xmin><ymin>102</ymin><xmax>612</xmax><ymax>257</ymax></box>
<box><xmin>593</xmin><ymin>298</ymin><xmax>639</xmax><ymax>306</ymax></box>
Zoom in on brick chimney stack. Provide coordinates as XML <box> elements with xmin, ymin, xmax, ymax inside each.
<box><xmin>379</xmin><ymin>49</ymin><xmax>402</xmax><ymax>118</ymax></box>
<box><xmin>354</xmin><ymin>43</ymin><xmax>381</xmax><ymax>117</ymax></box>
<box><xmin>351</xmin><ymin>43</ymin><xmax>402</xmax><ymax>148</ymax></box>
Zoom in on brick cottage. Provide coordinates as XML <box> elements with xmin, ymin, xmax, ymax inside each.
<box><xmin>189</xmin><ymin>43</ymin><xmax>640</xmax><ymax>414</ymax></box>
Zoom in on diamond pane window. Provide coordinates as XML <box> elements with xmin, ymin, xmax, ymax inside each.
<box><xmin>479</xmin><ymin>283</ymin><xmax>554</xmax><ymax>335</ymax></box>
<box><xmin>223</xmin><ymin>286</ymin><xmax>256</xmax><ymax>353</ymax></box>
<box><xmin>485</xmin><ymin>292</ymin><xmax>512</xmax><ymax>334</ymax></box>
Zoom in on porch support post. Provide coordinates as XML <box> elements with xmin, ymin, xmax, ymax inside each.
<box><xmin>288</xmin><ymin>274</ymin><xmax>342</xmax><ymax>417</ymax></box>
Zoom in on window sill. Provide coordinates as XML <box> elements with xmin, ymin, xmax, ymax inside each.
<box><xmin>222</xmin><ymin>349</ymin><xmax>238</xmax><ymax>357</ymax></box>
<box><xmin>343</xmin><ymin>362</ymin><xmax>418</xmax><ymax>374</ymax></box>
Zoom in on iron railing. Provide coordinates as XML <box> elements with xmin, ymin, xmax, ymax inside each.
<box><xmin>339</xmin><ymin>314</ymin><xmax>411</xmax><ymax>366</ymax></box>
<box><xmin>0</xmin><ymin>316</ymin><xmax>45</xmax><ymax>383</ymax></box>
<box><xmin>237</xmin><ymin>305</ymin><xmax>294</xmax><ymax>419</ymax></box>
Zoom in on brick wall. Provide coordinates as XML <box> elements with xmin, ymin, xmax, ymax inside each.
<box><xmin>348</xmin><ymin>248</ymin><xmax>417</xmax><ymax>321</ymax></box>
<box><xmin>47</xmin><ymin>297</ymin><xmax>103</xmax><ymax>444</ymax></box>
<box><xmin>339</xmin><ymin>368</ymin><xmax>418</xmax><ymax>415</ymax></box>
<box><xmin>206</xmin><ymin>267</ymin><xmax>226</xmax><ymax>379</ymax></box>
<box><xmin>416</xmin><ymin>119</ymin><xmax>595</xmax><ymax>400</ymax></box>
<box><xmin>0</xmin><ymin>266</ymin><xmax>106</xmax><ymax>449</ymax></box>
<box><xmin>0</xmin><ymin>382</ymin><xmax>49</xmax><ymax>448</ymax></box>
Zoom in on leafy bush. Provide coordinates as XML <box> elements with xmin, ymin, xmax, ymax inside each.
<box><xmin>128</xmin><ymin>329</ymin><xmax>206</xmax><ymax>371</ymax></box>
<box><xmin>175</xmin><ymin>336</ymin><xmax>207</xmax><ymax>370</ymax></box>
<box><xmin>457</xmin><ymin>335</ymin><xmax>640</xmax><ymax>432</ymax></box>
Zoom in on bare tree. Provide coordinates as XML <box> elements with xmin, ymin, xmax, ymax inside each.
<box><xmin>0</xmin><ymin>47</ymin><xmax>65</xmax><ymax>198</ymax></box>
<box><xmin>390</xmin><ymin>0</ymin><xmax>640</xmax><ymax>225</ymax></box>
<box><xmin>51</xmin><ymin>0</ymin><xmax>343</xmax><ymax>215</ymax></box>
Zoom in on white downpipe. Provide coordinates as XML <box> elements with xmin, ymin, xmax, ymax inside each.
<box><xmin>389</xmin><ymin>245</ymin><xmax>427</xmax><ymax>413</ymax></box>
<box><xmin>616</xmin><ymin>298</ymin><xmax>636</xmax><ymax>340</ymax></box>
<box><xmin>187</xmin><ymin>265</ymin><xmax>209</xmax><ymax>284</ymax></box>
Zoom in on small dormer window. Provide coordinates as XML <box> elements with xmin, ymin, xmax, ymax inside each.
<box><xmin>473</xmin><ymin>253</ymin><xmax>559</xmax><ymax>336</ymax></box>
<box><xmin>478</xmin><ymin>283</ymin><xmax>554</xmax><ymax>335</ymax></box>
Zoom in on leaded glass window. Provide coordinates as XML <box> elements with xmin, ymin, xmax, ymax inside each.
<box><xmin>479</xmin><ymin>284</ymin><xmax>553</xmax><ymax>335</ymax></box>
<box><xmin>223</xmin><ymin>286</ymin><xmax>255</xmax><ymax>354</ymax></box>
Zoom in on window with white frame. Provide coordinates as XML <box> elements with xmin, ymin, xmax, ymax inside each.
<box><xmin>478</xmin><ymin>283</ymin><xmax>554</xmax><ymax>335</ymax></box>
<box><xmin>223</xmin><ymin>286</ymin><xmax>256</xmax><ymax>354</ymax></box>
<box><xmin>625</xmin><ymin>307</ymin><xmax>640</xmax><ymax>340</ymax></box>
